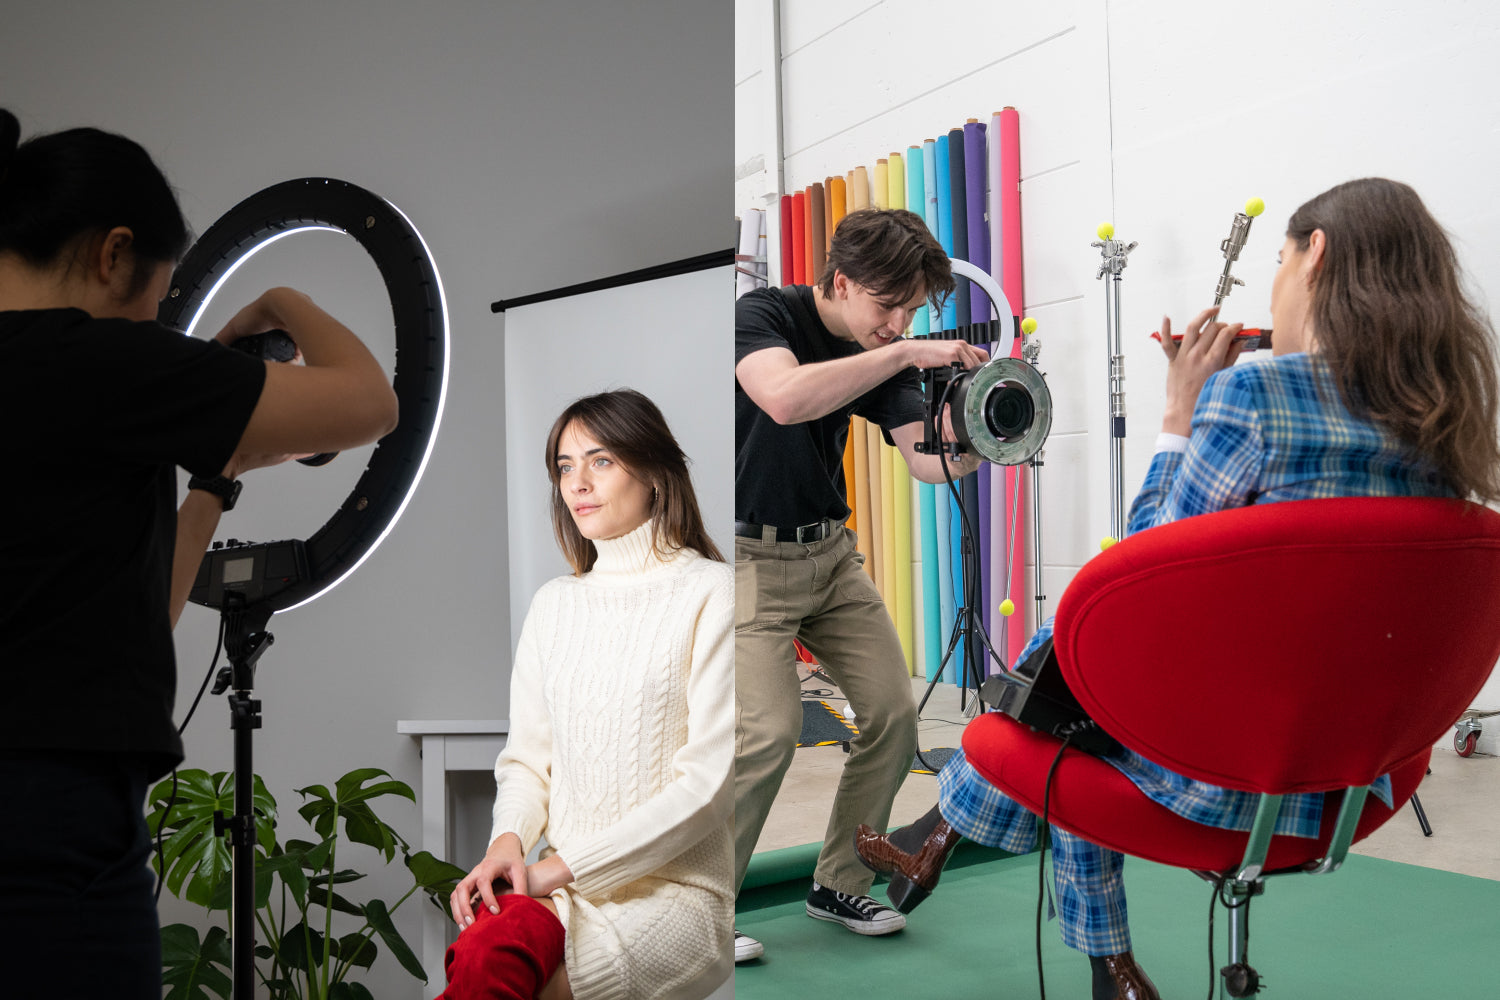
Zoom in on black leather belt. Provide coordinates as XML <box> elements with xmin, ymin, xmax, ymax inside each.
<box><xmin>734</xmin><ymin>518</ymin><xmax>838</xmax><ymax>544</ymax></box>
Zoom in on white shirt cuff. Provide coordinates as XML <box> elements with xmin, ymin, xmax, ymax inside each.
<box><xmin>1155</xmin><ymin>432</ymin><xmax>1189</xmax><ymax>454</ymax></box>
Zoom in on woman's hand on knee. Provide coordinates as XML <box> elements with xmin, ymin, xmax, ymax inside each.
<box><xmin>450</xmin><ymin>833</ymin><xmax>529</xmax><ymax>928</ymax></box>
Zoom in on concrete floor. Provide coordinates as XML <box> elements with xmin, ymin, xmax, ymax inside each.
<box><xmin>753</xmin><ymin>671</ymin><xmax>1500</xmax><ymax>883</ymax></box>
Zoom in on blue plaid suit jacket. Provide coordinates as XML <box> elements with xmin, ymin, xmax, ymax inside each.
<box><xmin>1068</xmin><ymin>352</ymin><xmax>1449</xmax><ymax>836</ymax></box>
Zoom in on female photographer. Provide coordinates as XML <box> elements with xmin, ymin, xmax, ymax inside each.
<box><xmin>0</xmin><ymin>108</ymin><xmax>397</xmax><ymax>994</ymax></box>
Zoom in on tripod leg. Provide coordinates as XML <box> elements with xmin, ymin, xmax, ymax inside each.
<box><xmin>1409</xmin><ymin>792</ymin><xmax>1433</xmax><ymax>837</ymax></box>
<box><xmin>915</xmin><ymin>614</ymin><xmax>967</xmax><ymax>716</ymax></box>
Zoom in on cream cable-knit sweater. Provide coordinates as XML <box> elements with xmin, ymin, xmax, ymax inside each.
<box><xmin>490</xmin><ymin>521</ymin><xmax>734</xmax><ymax>1000</ymax></box>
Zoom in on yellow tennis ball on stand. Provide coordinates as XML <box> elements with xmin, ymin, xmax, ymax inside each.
<box><xmin>1100</xmin><ymin>536</ymin><xmax>1117</xmax><ymax>551</ymax></box>
<box><xmin>999</xmin><ymin>598</ymin><xmax>1015</xmax><ymax>617</ymax></box>
<box><xmin>1020</xmin><ymin>317</ymin><xmax>1038</xmax><ymax>336</ymax></box>
<box><xmin>1097</xmin><ymin>222</ymin><xmax>1115</xmax><ymax>240</ymax></box>
<box><xmin>1244</xmin><ymin>197</ymin><xmax>1265</xmax><ymax>218</ymax></box>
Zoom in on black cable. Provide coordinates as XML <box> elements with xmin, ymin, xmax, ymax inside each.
<box><xmin>154</xmin><ymin>615</ymin><xmax>227</xmax><ymax>902</ymax></box>
<box><xmin>1207</xmin><ymin>876</ymin><xmax>1219</xmax><ymax>1000</ymax></box>
<box><xmin>1034</xmin><ymin>733</ymin><xmax>1074</xmax><ymax>1000</ymax></box>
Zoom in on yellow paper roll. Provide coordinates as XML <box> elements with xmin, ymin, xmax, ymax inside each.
<box><xmin>865</xmin><ymin>421</ymin><xmax>885</xmax><ymax>597</ymax></box>
<box><xmin>892</xmin><ymin>446</ymin><xmax>914</xmax><ymax>672</ymax></box>
<box><xmin>880</xmin><ymin>438</ymin><xmax>895</xmax><ymax>615</ymax></box>
<box><xmin>888</xmin><ymin>151</ymin><xmax>905</xmax><ymax>213</ymax></box>
<box><xmin>851</xmin><ymin>416</ymin><xmax>872</xmax><ymax>577</ymax></box>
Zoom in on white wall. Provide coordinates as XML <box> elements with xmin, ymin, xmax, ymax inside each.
<box><xmin>736</xmin><ymin>0</ymin><xmax>1500</xmax><ymax>738</ymax></box>
<box><xmin>2</xmin><ymin>2</ymin><xmax>728</xmax><ymax>994</ymax></box>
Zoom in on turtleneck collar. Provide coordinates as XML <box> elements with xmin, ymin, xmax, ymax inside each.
<box><xmin>588</xmin><ymin>519</ymin><xmax>679</xmax><ymax>578</ymax></box>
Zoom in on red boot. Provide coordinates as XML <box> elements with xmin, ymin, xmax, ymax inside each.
<box><xmin>439</xmin><ymin>894</ymin><xmax>566</xmax><ymax>1000</ymax></box>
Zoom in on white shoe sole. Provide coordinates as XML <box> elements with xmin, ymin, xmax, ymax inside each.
<box><xmin>804</xmin><ymin>902</ymin><xmax>907</xmax><ymax>936</ymax></box>
<box><xmin>734</xmin><ymin>937</ymin><xmax>765</xmax><ymax>962</ymax></box>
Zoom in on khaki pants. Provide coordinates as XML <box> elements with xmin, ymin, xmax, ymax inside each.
<box><xmin>734</xmin><ymin>525</ymin><xmax>918</xmax><ymax>896</ymax></box>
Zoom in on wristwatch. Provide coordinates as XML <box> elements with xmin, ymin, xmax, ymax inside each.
<box><xmin>188</xmin><ymin>474</ymin><xmax>242</xmax><ymax>512</ymax></box>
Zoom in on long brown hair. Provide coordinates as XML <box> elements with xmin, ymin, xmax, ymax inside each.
<box><xmin>1288</xmin><ymin>178</ymin><xmax>1500</xmax><ymax>501</ymax></box>
<box><xmin>544</xmin><ymin>389</ymin><xmax>725</xmax><ymax>575</ymax></box>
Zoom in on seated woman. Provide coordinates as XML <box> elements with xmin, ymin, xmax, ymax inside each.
<box><xmin>442</xmin><ymin>389</ymin><xmax>734</xmax><ymax>1000</ymax></box>
<box><xmin>854</xmin><ymin>177</ymin><xmax>1500</xmax><ymax>1000</ymax></box>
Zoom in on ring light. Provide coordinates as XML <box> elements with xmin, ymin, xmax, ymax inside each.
<box><xmin>158</xmin><ymin>178</ymin><xmax>450</xmax><ymax>613</ymax></box>
<box><xmin>942</xmin><ymin>256</ymin><xmax>1051</xmax><ymax>466</ymax></box>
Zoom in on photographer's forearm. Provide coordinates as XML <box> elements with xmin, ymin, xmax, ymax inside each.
<box><xmin>170</xmin><ymin>490</ymin><xmax>223</xmax><ymax>628</ymax></box>
<box><xmin>259</xmin><ymin>288</ymin><xmax>385</xmax><ymax>376</ymax></box>
<box><xmin>892</xmin><ymin>423</ymin><xmax>983</xmax><ymax>484</ymax></box>
<box><xmin>905</xmin><ymin>449</ymin><xmax>982</xmax><ymax>484</ymax></box>
<box><xmin>738</xmin><ymin>341</ymin><xmax>917</xmax><ymax>425</ymax></box>
<box><xmin>235</xmin><ymin>290</ymin><xmax>398</xmax><ymax>456</ymax></box>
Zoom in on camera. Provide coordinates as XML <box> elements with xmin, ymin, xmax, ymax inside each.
<box><xmin>228</xmin><ymin>329</ymin><xmax>338</xmax><ymax>468</ymax></box>
<box><xmin>913</xmin><ymin>322</ymin><xmax>1052</xmax><ymax>467</ymax></box>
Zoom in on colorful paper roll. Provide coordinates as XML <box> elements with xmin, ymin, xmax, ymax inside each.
<box><xmin>779</xmin><ymin>194</ymin><xmax>794</xmax><ymax>287</ymax></box>
<box><xmin>873</xmin><ymin>158</ymin><xmax>888</xmax><ymax>211</ymax></box>
<box><xmin>999</xmin><ymin>107</ymin><xmax>1026</xmax><ymax>665</ymax></box>
<box><xmin>843</xmin><ymin>432</ymin><xmax>858</xmax><ymax>534</ymax></box>
<box><xmin>865</xmin><ymin>420</ymin><xmax>886</xmax><ymax>597</ymax></box>
<box><xmin>934</xmin><ymin>135</ymin><xmax>956</xmax><ymax>332</ymax></box>
<box><xmin>947</xmin><ymin>126</ymin><xmax>970</xmax><ymax>326</ymax></box>
<box><xmin>791</xmin><ymin>191</ymin><xmax>806</xmax><ymax>291</ymax></box>
<box><xmin>964</xmin><ymin>121</ymin><xmax>993</xmax><ymax>658</ymax></box>
<box><xmin>809</xmin><ymin>182</ymin><xmax>826</xmax><ymax>286</ymax></box>
<box><xmin>851</xmin><ymin>415</ymin><xmax>872</xmax><ymax>576</ymax></box>
<box><xmin>822</xmin><ymin>176</ymin><xmax>834</xmax><ymax>256</ymax></box>
<box><xmin>852</xmin><ymin>166</ymin><xmax>870</xmax><ymax>210</ymax></box>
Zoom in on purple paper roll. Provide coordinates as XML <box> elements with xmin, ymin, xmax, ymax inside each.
<box><xmin>963</xmin><ymin>121</ymin><xmax>993</xmax><ymax>651</ymax></box>
<box><xmin>947</xmin><ymin>127</ymin><xmax>969</xmax><ymax>325</ymax></box>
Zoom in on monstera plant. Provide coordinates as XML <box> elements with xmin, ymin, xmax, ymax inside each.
<box><xmin>148</xmin><ymin>767</ymin><xmax>467</xmax><ymax>1000</ymax></box>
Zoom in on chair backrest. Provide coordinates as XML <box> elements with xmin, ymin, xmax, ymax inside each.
<box><xmin>1053</xmin><ymin>497</ymin><xmax>1500</xmax><ymax>795</ymax></box>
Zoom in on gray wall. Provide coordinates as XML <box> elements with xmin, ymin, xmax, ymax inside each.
<box><xmin>0</xmin><ymin>1</ymin><xmax>728</xmax><ymax>994</ymax></box>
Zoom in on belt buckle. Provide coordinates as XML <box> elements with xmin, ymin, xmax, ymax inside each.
<box><xmin>794</xmin><ymin>521</ymin><xmax>823</xmax><ymax>544</ymax></box>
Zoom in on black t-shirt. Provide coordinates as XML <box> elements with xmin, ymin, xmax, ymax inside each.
<box><xmin>0</xmin><ymin>308</ymin><xmax>267</xmax><ymax>777</ymax></box>
<box><xmin>735</xmin><ymin>286</ymin><xmax>924</xmax><ymax>526</ymax></box>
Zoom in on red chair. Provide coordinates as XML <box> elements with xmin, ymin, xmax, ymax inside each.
<box><xmin>961</xmin><ymin>497</ymin><xmax>1500</xmax><ymax>997</ymax></box>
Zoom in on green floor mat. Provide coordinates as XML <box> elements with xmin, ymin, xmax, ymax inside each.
<box><xmin>736</xmin><ymin>848</ymin><xmax>1500</xmax><ymax>998</ymax></box>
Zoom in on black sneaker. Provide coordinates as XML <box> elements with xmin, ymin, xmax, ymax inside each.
<box><xmin>804</xmin><ymin>880</ymin><xmax>907</xmax><ymax>935</ymax></box>
<box><xmin>734</xmin><ymin>929</ymin><xmax>764</xmax><ymax>963</ymax></box>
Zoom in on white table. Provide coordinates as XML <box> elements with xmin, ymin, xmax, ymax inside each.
<box><xmin>397</xmin><ymin>720</ymin><xmax>509</xmax><ymax>999</ymax></box>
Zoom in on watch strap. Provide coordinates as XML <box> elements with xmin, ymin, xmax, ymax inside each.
<box><xmin>188</xmin><ymin>474</ymin><xmax>242</xmax><ymax>512</ymax></box>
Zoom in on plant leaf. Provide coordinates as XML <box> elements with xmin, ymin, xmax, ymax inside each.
<box><xmin>337</xmin><ymin>932</ymin><xmax>378</xmax><ymax>969</ymax></box>
<box><xmin>160</xmin><ymin>924</ymin><xmax>232</xmax><ymax>1000</ymax></box>
<box><xmin>406</xmin><ymin>850</ymin><xmax>468</xmax><ymax>891</ymax></box>
<box><xmin>329</xmin><ymin>983</ymin><xmax>376</xmax><ymax>1000</ymax></box>
<box><xmin>363</xmin><ymin>899</ymin><xmax>427</xmax><ymax>981</ymax></box>
<box><xmin>260</xmin><ymin>851</ymin><xmax>309</xmax><ymax>908</ymax></box>
<box><xmin>279</xmin><ymin>920</ymin><xmax>327</xmax><ymax>974</ymax></box>
<box><xmin>310</xmin><ymin>885</ymin><xmax>366</xmax><ymax>917</ymax></box>
<box><xmin>309</xmin><ymin>868</ymin><xmax>366</xmax><ymax>887</ymax></box>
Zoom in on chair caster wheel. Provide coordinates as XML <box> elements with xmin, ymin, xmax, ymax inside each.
<box><xmin>1221</xmin><ymin>962</ymin><xmax>1261</xmax><ymax>997</ymax></box>
<box><xmin>1456</xmin><ymin>729</ymin><xmax>1479</xmax><ymax>757</ymax></box>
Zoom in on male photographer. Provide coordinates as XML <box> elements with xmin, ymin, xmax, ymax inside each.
<box><xmin>733</xmin><ymin>208</ymin><xmax>988</xmax><ymax>960</ymax></box>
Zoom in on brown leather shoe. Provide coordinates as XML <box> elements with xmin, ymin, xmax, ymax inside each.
<box><xmin>1092</xmin><ymin>951</ymin><xmax>1161</xmax><ymax>1000</ymax></box>
<box><xmin>852</xmin><ymin>820</ymin><xmax>962</xmax><ymax>913</ymax></box>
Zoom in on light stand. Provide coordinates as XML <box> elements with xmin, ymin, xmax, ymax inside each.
<box><xmin>156</xmin><ymin>177</ymin><xmax>449</xmax><ymax>1000</ymax></box>
<box><xmin>1092</xmin><ymin>225</ymin><xmax>1137</xmax><ymax>544</ymax></box>
<box><xmin>211</xmin><ymin>598</ymin><xmax>274</xmax><ymax>1000</ymax></box>
<box><xmin>911</xmin><ymin>259</ymin><xmax>1050</xmax><ymax>724</ymax></box>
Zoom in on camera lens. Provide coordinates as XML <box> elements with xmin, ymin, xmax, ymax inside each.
<box><xmin>984</xmin><ymin>385</ymin><xmax>1034</xmax><ymax>440</ymax></box>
